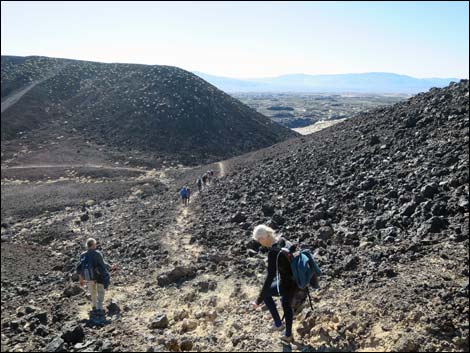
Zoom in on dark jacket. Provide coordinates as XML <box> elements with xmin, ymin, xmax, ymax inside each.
<box><xmin>256</xmin><ymin>238</ymin><xmax>298</xmax><ymax>305</ymax></box>
<box><xmin>76</xmin><ymin>249</ymin><xmax>111</xmax><ymax>288</ymax></box>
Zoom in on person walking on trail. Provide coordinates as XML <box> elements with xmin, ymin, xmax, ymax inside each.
<box><xmin>250</xmin><ymin>225</ymin><xmax>298</xmax><ymax>344</ymax></box>
<box><xmin>180</xmin><ymin>186</ymin><xmax>189</xmax><ymax>206</ymax></box>
<box><xmin>196</xmin><ymin>177</ymin><xmax>202</xmax><ymax>192</ymax></box>
<box><xmin>202</xmin><ymin>174</ymin><xmax>208</xmax><ymax>187</ymax></box>
<box><xmin>187</xmin><ymin>187</ymin><xmax>191</xmax><ymax>202</ymax></box>
<box><xmin>76</xmin><ymin>238</ymin><xmax>117</xmax><ymax>318</ymax></box>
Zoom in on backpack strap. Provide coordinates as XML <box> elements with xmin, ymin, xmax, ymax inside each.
<box><xmin>276</xmin><ymin>247</ymin><xmax>292</xmax><ymax>296</ymax></box>
<box><xmin>276</xmin><ymin>251</ymin><xmax>282</xmax><ymax>296</ymax></box>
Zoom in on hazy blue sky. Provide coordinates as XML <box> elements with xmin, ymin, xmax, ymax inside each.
<box><xmin>2</xmin><ymin>1</ymin><xmax>469</xmax><ymax>78</ymax></box>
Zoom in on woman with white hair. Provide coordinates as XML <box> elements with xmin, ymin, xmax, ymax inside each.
<box><xmin>250</xmin><ymin>224</ymin><xmax>297</xmax><ymax>343</ymax></box>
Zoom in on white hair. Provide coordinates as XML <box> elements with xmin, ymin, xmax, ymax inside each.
<box><xmin>86</xmin><ymin>237</ymin><xmax>96</xmax><ymax>248</ymax></box>
<box><xmin>252</xmin><ymin>225</ymin><xmax>279</xmax><ymax>244</ymax></box>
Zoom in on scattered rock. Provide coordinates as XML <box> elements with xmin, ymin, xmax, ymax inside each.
<box><xmin>107</xmin><ymin>299</ymin><xmax>121</xmax><ymax>315</ymax></box>
<box><xmin>63</xmin><ymin>284</ymin><xmax>84</xmax><ymax>298</ymax></box>
<box><xmin>149</xmin><ymin>314</ymin><xmax>169</xmax><ymax>329</ymax></box>
<box><xmin>157</xmin><ymin>266</ymin><xmax>196</xmax><ymax>287</ymax></box>
<box><xmin>318</xmin><ymin>226</ymin><xmax>334</xmax><ymax>241</ymax></box>
<box><xmin>43</xmin><ymin>337</ymin><xmax>65</xmax><ymax>352</ymax></box>
<box><xmin>231</xmin><ymin>212</ymin><xmax>247</xmax><ymax>223</ymax></box>
<box><xmin>181</xmin><ymin>319</ymin><xmax>198</xmax><ymax>332</ymax></box>
<box><xmin>61</xmin><ymin>324</ymin><xmax>84</xmax><ymax>344</ymax></box>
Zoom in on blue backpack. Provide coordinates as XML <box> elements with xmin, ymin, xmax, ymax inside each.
<box><xmin>276</xmin><ymin>245</ymin><xmax>322</xmax><ymax>312</ymax></box>
<box><xmin>78</xmin><ymin>251</ymin><xmax>95</xmax><ymax>281</ymax></box>
<box><xmin>291</xmin><ymin>250</ymin><xmax>322</xmax><ymax>289</ymax></box>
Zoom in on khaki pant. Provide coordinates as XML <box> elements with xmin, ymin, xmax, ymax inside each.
<box><xmin>87</xmin><ymin>281</ymin><xmax>105</xmax><ymax>310</ymax></box>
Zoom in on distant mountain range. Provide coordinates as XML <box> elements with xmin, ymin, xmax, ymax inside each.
<box><xmin>193</xmin><ymin>71</ymin><xmax>461</xmax><ymax>94</ymax></box>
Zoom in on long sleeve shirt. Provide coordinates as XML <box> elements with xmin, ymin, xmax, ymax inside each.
<box><xmin>256</xmin><ymin>239</ymin><xmax>297</xmax><ymax>305</ymax></box>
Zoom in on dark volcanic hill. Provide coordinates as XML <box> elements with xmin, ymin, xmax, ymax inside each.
<box><xmin>1</xmin><ymin>56</ymin><xmax>296</xmax><ymax>165</ymax></box>
<box><xmin>191</xmin><ymin>80</ymin><xmax>469</xmax><ymax>351</ymax></box>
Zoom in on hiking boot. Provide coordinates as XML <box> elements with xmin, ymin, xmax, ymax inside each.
<box><xmin>271</xmin><ymin>322</ymin><xmax>285</xmax><ymax>332</ymax></box>
<box><xmin>280</xmin><ymin>334</ymin><xmax>294</xmax><ymax>344</ymax></box>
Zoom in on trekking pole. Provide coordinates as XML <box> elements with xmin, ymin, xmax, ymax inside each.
<box><xmin>306</xmin><ymin>287</ymin><xmax>314</xmax><ymax>311</ymax></box>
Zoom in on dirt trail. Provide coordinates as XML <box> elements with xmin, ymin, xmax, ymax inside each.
<box><xmin>218</xmin><ymin>161</ymin><xmax>226</xmax><ymax>177</ymax></box>
<box><xmin>1</xmin><ymin>65</ymin><xmax>67</xmax><ymax>113</ymax></box>
<box><xmin>81</xmin><ymin>170</ymin><xmax>289</xmax><ymax>351</ymax></box>
<box><xmin>161</xmin><ymin>194</ymin><xmax>204</xmax><ymax>264</ymax></box>
<box><xmin>1</xmin><ymin>163</ymin><xmax>147</xmax><ymax>173</ymax></box>
<box><xmin>1</xmin><ymin>79</ymin><xmax>45</xmax><ymax>113</ymax></box>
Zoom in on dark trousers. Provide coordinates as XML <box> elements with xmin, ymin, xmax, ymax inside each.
<box><xmin>263</xmin><ymin>282</ymin><xmax>293</xmax><ymax>337</ymax></box>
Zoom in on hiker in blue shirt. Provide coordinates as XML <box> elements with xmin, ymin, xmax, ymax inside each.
<box><xmin>180</xmin><ymin>186</ymin><xmax>189</xmax><ymax>206</ymax></box>
<box><xmin>250</xmin><ymin>225</ymin><xmax>298</xmax><ymax>344</ymax></box>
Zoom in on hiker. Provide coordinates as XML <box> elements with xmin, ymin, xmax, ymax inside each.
<box><xmin>180</xmin><ymin>186</ymin><xmax>189</xmax><ymax>206</ymax></box>
<box><xmin>76</xmin><ymin>238</ymin><xmax>117</xmax><ymax>317</ymax></box>
<box><xmin>250</xmin><ymin>225</ymin><xmax>297</xmax><ymax>343</ymax></box>
<box><xmin>207</xmin><ymin>170</ymin><xmax>212</xmax><ymax>183</ymax></box>
<box><xmin>202</xmin><ymin>174</ymin><xmax>208</xmax><ymax>187</ymax></box>
<box><xmin>187</xmin><ymin>187</ymin><xmax>191</xmax><ymax>202</ymax></box>
<box><xmin>196</xmin><ymin>177</ymin><xmax>202</xmax><ymax>192</ymax></box>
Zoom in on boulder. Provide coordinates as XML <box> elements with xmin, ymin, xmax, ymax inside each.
<box><xmin>318</xmin><ymin>226</ymin><xmax>334</xmax><ymax>241</ymax></box>
<box><xmin>34</xmin><ymin>324</ymin><xmax>49</xmax><ymax>337</ymax></box>
<box><xmin>107</xmin><ymin>299</ymin><xmax>121</xmax><ymax>315</ymax></box>
<box><xmin>370</xmin><ymin>135</ymin><xmax>381</xmax><ymax>145</ymax></box>
<box><xmin>180</xmin><ymin>339</ymin><xmax>193</xmax><ymax>351</ymax></box>
<box><xmin>359</xmin><ymin>177</ymin><xmax>377</xmax><ymax>190</ymax></box>
<box><xmin>400</xmin><ymin>202</ymin><xmax>417</xmax><ymax>217</ymax></box>
<box><xmin>261</xmin><ymin>204</ymin><xmax>275</xmax><ymax>216</ymax></box>
<box><xmin>149</xmin><ymin>314</ymin><xmax>169</xmax><ymax>329</ymax></box>
<box><xmin>157</xmin><ymin>266</ymin><xmax>196</xmax><ymax>287</ymax></box>
<box><xmin>43</xmin><ymin>337</ymin><xmax>64</xmax><ymax>352</ymax></box>
<box><xmin>231</xmin><ymin>212</ymin><xmax>247</xmax><ymax>223</ymax></box>
<box><xmin>181</xmin><ymin>319</ymin><xmax>198</xmax><ymax>332</ymax></box>
<box><xmin>418</xmin><ymin>216</ymin><xmax>448</xmax><ymax>235</ymax></box>
<box><xmin>61</xmin><ymin>324</ymin><xmax>84</xmax><ymax>344</ymax></box>
<box><xmin>31</xmin><ymin>311</ymin><xmax>48</xmax><ymax>325</ymax></box>
<box><xmin>63</xmin><ymin>284</ymin><xmax>84</xmax><ymax>298</ymax></box>
<box><xmin>421</xmin><ymin>183</ymin><xmax>439</xmax><ymax>199</ymax></box>
<box><xmin>272</xmin><ymin>213</ymin><xmax>286</xmax><ymax>225</ymax></box>
<box><xmin>343</xmin><ymin>255</ymin><xmax>359</xmax><ymax>271</ymax></box>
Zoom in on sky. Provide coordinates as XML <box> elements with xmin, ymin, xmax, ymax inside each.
<box><xmin>1</xmin><ymin>1</ymin><xmax>469</xmax><ymax>79</ymax></box>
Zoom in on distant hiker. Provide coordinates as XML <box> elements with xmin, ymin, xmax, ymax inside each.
<box><xmin>76</xmin><ymin>238</ymin><xmax>117</xmax><ymax>317</ymax></box>
<box><xmin>250</xmin><ymin>225</ymin><xmax>298</xmax><ymax>344</ymax></box>
<box><xmin>210</xmin><ymin>169</ymin><xmax>217</xmax><ymax>183</ymax></box>
<box><xmin>202</xmin><ymin>174</ymin><xmax>208</xmax><ymax>186</ymax></box>
<box><xmin>196</xmin><ymin>177</ymin><xmax>202</xmax><ymax>192</ymax></box>
<box><xmin>180</xmin><ymin>186</ymin><xmax>189</xmax><ymax>206</ymax></box>
<box><xmin>207</xmin><ymin>171</ymin><xmax>212</xmax><ymax>183</ymax></box>
<box><xmin>187</xmin><ymin>187</ymin><xmax>191</xmax><ymax>202</ymax></box>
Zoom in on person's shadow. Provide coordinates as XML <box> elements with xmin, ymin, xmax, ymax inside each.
<box><xmin>81</xmin><ymin>310</ymin><xmax>112</xmax><ymax>328</ymax></box>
